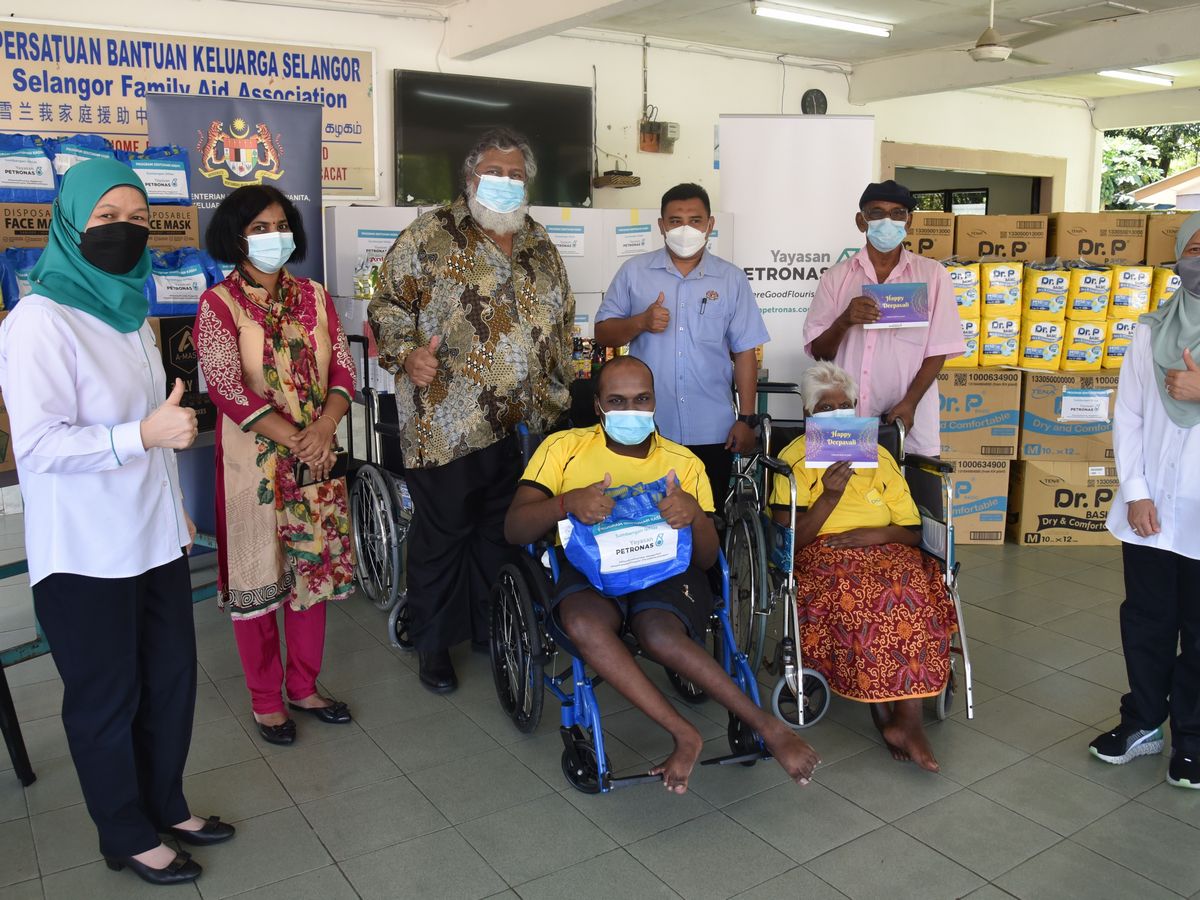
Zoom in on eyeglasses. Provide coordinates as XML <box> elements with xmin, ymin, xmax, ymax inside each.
<box><xmin>861</xmin><ymin>207</ymin><xmax>910</xmax><ymax>222</ymax></box>
<box><xmin>474</xmin><ymin>166</ymin><xmax>527</xmax><ymax>183</ymax></box>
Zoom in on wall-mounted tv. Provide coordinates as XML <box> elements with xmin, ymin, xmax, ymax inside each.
<box><xmin>394</xmin><ymin>70</ymin><xmax>593</xmax><ymax>208</ymax></box>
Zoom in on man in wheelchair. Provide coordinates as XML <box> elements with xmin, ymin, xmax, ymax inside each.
<box><xmin>504</xmin><ymin>356</ymin><xmax>820</xmax><ymax>793</ymax></box>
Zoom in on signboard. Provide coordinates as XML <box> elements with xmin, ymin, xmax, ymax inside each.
<box><xmin>0</xmin><ymin>20</ymin><xmax>374</xmax><ymax>196</ymax></box>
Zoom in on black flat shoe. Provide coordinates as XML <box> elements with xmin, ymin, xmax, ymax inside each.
<box><xmin>418</xmin><ymin>650</ymin><xmax>457</xmax><ymax>694</ymax></box>
<box><xmin>256</xmin><ymin>718</ymin><xmax>297</xmax><ymax>746</ymax></box>
<box><xmin>167</xmin><ymin>815</ymin><xmax>236</xmax><ymax>846</ymax></box>
<box><xmin>105</xmin><ymin>851</ymin><xmax>201</xmax><ymax>885</ymax></box>
<box><xmin>288</xmin><ymin>699</ymin><xmax>352</xmax><ymax>724</ymax></box>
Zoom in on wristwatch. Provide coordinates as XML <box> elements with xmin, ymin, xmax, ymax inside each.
<box><xmin>737</xmin><ymin>413</ymin><xmax>761</xmax><ymax>428</ymax></box>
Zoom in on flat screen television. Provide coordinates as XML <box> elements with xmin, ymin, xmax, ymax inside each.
<box><xmin>394</xmin><ymin>70</ymin><xmax>593</xmax><ymax>207</ymax></box>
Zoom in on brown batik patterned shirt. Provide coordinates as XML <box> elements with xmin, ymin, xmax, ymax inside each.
<box><xmin>367</xmin><ymin>195</ymin><xmax>575</xmax><ymax>469</ymax></box>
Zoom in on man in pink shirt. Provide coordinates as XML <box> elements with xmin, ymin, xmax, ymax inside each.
<box><xmin>803</xmin><ymin>181</ymin><xmax>964</xmax><ymax>457</ymax></box>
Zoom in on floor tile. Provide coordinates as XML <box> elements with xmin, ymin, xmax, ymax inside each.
<box><xmin>962</xmin><ymin>886</ymin><xmax>1022</xmax><ymax>900</ymax></box>
<box><xmin>962</xmin><ymin>694</ymin><xmax>1087</xmax><ymax>754</ymax></box>
<box><xmin>5</xmin><ymin>654</ymin><xmax>58</xmax><ymax>688</ymax></box>
<box><xmin>957</xmin><ymin>604</ymin><xmax>1031</xmax><ymax>644</ymax></box>
<box><xmin>1011</xmin><ymin>672</ymin><xmax>1123</xmax><ymax>725</ymax></box>
<box><xmin>335</xmin><ymin>673</ymin><xmax>451</xmax><ymax>731</ymax></box>
<box><xmin>805</xmin><ymin>825</ymin><xmax>984</xmax><ymax>900</ymax></box>
<box><xmin>1022</xmin><ymin>577</ymin><xmax>1124</xmax><ymax>610</ymax></box>
<box><xmin>895</xmin><ymin>790</ymin><xmax>1059</xmax><ymax>879</ymax></box>
<box><xmin>341</xmin><ymin>828</ymin><xmax>505</xmax><ymax>900</ymax></box>
<box><xmin>220</xmin><ymin>865</ymin><xmax>357</xmax><ymax>900</ymax></box>
<box><xmin>627</xmin><ymin>811</ymin><xmax>793</xmax><ymax>900</ymax></box>
<box><xmin>507</xmin><ymin>727</ymin><xmax>647</xmax><ymax>791</ymax></box>
<box><xmin>193</xmin><ymin>807</ymin><xmax>330</xmax><ymax>900</ymax></box>
<box><xmin>310</xmin><ymin>644</ymin><xmax>405</xmax><ymax>694</ymax></box>
<box><xmin>266</xmin><ymin>731</ymin><xmax>399</xmax><ymax>804</ymax></box>
<box><xmin>1065</xmin><ymin>565</ymin><xmax>1131</xmax><ymax>592</ymax></box>
<box><xmin>182</xmin><ymin>758</ymin><xmax>293</xmax><ymax>823</ymax></box>
<box><xmin>923</xmin><ymin>719</ymin><xmax>1029</xmax><ymax>787</ymax></box>
<box><xmin>963</xmin><ymin>644</ymin><xmax>1055</xmax><ymax>693</ymax></box>
<box><xmin>584</xmin><ymin>704</ymin><xmax>724</xmax><ymax>764</ymax></box>
<box><xmin>0</xmin><ymin>777</ymin><xmax>25</xmax><ymax>824</ymax></box>
<box><xmin>991</xmin><ymin>629</ymin><xmax>1105</xmax><ymax>670</ymax></box>
<box><xmin>685</xmin><ymin>737</ymin><xmax>793</xmax><ymax>808</ymax></box>
<box><xmin>191</xmin><ymin>682</ymin><xmax>233</xmax><ymax>727</ymax></box>
<box><xmin>970</xmin><ymin>561</ymin><xmax>1056</xmax><ymax>591</ymax></box>
<box><xmin>1013</xmin><ymin>551</ymin><xmax>1098</xmax><ymax>578</ymax></box>
<box><xmin>724</xmin><ymin>781</ymin><xmax>883</xmax><ymax>863</ymax></box>
<box><xmin>29</xmin><ymin>802</ymin><xmax>99</xmax><ymax>875</ymax></box>
<box><xmin>42</xmin><ymin>860</ymin><xmax>201</xmax><ymax>899</ymax></box>
<box><xmin>995</xmin><ymin>840</ymin><xmax>1179</xmax><ymax>900</ymax></box>
<box><xmin>972</xmin><ymin>757</ymin><xmax>1126</xmax><ymax>836</ymax></box>
<box><xmin>452</xmin><ymin>695</ymin><xmax>560</xmax><ymax>748</ymax></box>
<box><xmin>23</xmin><ymin>755</ymin><xmax>82</xmax><ymax>816</ymax></box>
<box><xmin>813</xmin><ymin>747</ymin><xmax>960</xmax><ymax>822</ymax></box>
<box><xmin>1138</xmin><ymin>783</ymin><xmax>1200</xmax><ymax>830</ymax></box>
<box><xmin>408</xmin><ymin>746</ymin><xmax>552</xmax><ymax>825</ymax></box>
<box><xmin>370</xmin><ymin>707</ymin><xmax>499</xmax><ymax>774</ymax></box>
<box><xmin>298</xmin><ymin>774</ymin><xmax>447</xmax><ymax>861</ymax></box>
<box><xmin>795</xmin><ymin>717</ymin><xmax>878</xmax><ymax>767</ymax></box>
<box><xmin>731</xmin><ymin>866</ymin><xmax>848</xmax><ymax>899</ymax></box>
<box><xmin>1073</xmin><ymin>802</ymin><xmax>1200</xmax><ymax>896</ymax></box>
<box><xmin>1036</xmin><ymin>731</ymin><xmax>1169</xmax><ymax>799</ymax></box>
<box><xmin>459</xmin><ymin>792</ymin><xmax>616</xmax><ymax>885</ymax></box>
<box><xmin>0</xmin><ymin>880</ymin><xmax>44</xmax><ymax>900</ymax></box>
<box><xmin>1041</xmin><ymin>610</ymin><xmax>1123</xmax><ymax>651</ymax></box>
<box><xmin>512</xmin><ymin>849</ymin><xmax>678</xmax><ymax>900</ymax></box>
<box><xmin>1065</xmin><ymin>651</ymin><xmax>1129</xmax><ymax>694</ymax></box>
<box><xmin>10</xmin><ymin>680</ymin><xmax>62</xmax><ymax>725</ymax></box>
<box><xmin>20</xmin><ymin>717</ymin><xmax>68</xmax><ymax>765</ymax></box>
<box><xmin>0</xmin><ymin>820</ymin><xmax>37</xmax><ymax>888</ymax></box>
<box><xmin>562</xmin><ymin>771</ymin><xmax>712</xmax><ymax>844</ymax></box>
<box><xmin>183</xmin><ymin>716</ymin><xmax>261</xmax><ymax>777</ymax></box>
<box><xmin>968</xmin><ymin>590</ymin><xmax>1075</xmax><ymax>627</ymax></box>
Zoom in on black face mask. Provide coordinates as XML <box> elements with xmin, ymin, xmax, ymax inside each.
<box><xmin>79</xmin><ymin>221</ymin><xmax>149</xmax><ymax>275</ymax></box>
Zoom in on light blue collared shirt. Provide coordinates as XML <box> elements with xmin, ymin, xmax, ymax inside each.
<box><xmin>597</xmin><ymin>248</ymin><xmax>769</xmax><ymax>445</ymax></box>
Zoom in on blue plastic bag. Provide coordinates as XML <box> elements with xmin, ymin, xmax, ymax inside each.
<box><xmin>0</xmin><ymin>134</ymin><xmax>56</xmax><ymax>202</ymax></box>
<box><xmin>560</xmin><ymin>477</ymin><xmax>692</xmax><ymax>596</ymax></box>
<box><xmin>46</xmin><ymin>134</ymin><xmax>115</xmax><ymax>184</ymax></box>
<box><xmin>0</xmin><ymin>247</ymin><xmax>43</xmax><ymax>309</ymax></box>
<box><xmin>117</xmin><ymin>145</ymin><xmax>191</xmax><ymax>205</ymax></box>
<box><xmin>145</xmin><ymin>248</ymin><xmax>220</xmax><ymax>316</ymax></box>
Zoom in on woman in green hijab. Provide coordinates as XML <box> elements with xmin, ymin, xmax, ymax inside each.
<box><xmin>0</xmin><ymin>158</ymin><xmax>232</xmax><ymax>886</ymax></box>
<box><xmin>1090</xmin><ymin>211</ymin><xmax>1200</xmax><ymax>791</ymax></box>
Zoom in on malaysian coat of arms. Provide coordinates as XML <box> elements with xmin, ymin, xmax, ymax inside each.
<box><xmin>197</xmin><ymin>118</ymin><xmax>284</xmax><ymax>187</ymax></box>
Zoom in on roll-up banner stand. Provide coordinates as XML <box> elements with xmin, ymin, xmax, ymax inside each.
<box><xmin>719</xmin><ymin>114</ymin><xmax>874</xmax><ymax>417</ymax></box>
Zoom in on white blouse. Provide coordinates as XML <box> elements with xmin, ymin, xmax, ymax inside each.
<box><xmin>1108</xmin><ymin>322</ymin><xmax>1200</xmax><ymax>560</ymax></box>
<box><xmin>0</xmin><ymin>295</ymin><xmax>190</xmax><ymax>585</ymax></box>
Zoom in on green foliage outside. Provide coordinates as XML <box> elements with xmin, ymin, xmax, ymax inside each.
<box><xmin>1102</xmin><ymin>124</ymin><xmax>1200</xmax><ymax>209</ymax></box>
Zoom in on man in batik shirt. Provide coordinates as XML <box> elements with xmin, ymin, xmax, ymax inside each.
<box><xmin>369</xmin><ymin>127</ymin><xmax>574</xmax><ymax>693</ymax></box>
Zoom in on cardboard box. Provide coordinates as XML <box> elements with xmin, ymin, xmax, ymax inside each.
<box><xmin>1048</xmin><ymin>212</ymin><xmax>1147</xmax><ymax>264</ymax></box>
<box><xmin>950</xmin><ymin>458</ymin><xmax>1009</xmax><ymax>545</ymax></box>
<box><xmin>1144</xmin><ymin>212</ymin><xmax>1192</xmax><ymax>266</ymax></box>
<box><xmin>953</xmin><ymin>215</ymin><xmax>1047</xmax><ymax>262</ymax></box>
<box><xmin>936</xmin><ymin>369</ymin><xmax>1022</xmax><ymax>459</ymax></box>
<box><xmin>0</xmin><ymin>202</ymin><xmax>198</xmax><ymax>251</ymax></box>
<box><xmin>1007</xmin><ymin>460</ymin><xmax>1119</xmax><ymax>546</ymax></box>
<box><xmin>904</xmin><ymin>211</ymin><xmax>954</xmax><ymax>259</ymax></box>
<box><xmin>1018</xmin><ymin>371</ymin><xmax>1119</xmax><ymax>460</ymax></box>
<box><xmin>147</xmin><ymin>316</ymin><xmax>216</xmax><ymax>432</ymax></box>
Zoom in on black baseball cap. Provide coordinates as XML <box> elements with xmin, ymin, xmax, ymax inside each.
<box><xmin>859</xmin><ymin>180</ymin><xmax>916</xmax><ymax>211</ymax></box>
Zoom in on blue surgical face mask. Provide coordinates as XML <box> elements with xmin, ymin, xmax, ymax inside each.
<box><xmin>601</xmin><ymin>409</ymin><xmax>656</xmax><ymax>445</ymax></box>
<box><xmin>1176</xmin><ymin>256</ymin><xmax>1200</xmax><ymax>295</ymax></box>
<box><xmin>245</xmin><ymin>231</ymin><xmax>295</xmax><ymax>274</ymax></box>
<box><xmin>810</xmin><ymin>408</ymin><xmax>856</xmax><ymax>418</ymax></box>
<box><xmin>474</xmin><ymin>174</ymin><xmax>526</xmax><ymax>214</ymax></box>
<box><xmin>866</xmin><ymin>218</ymin><xmax>907</xmax><ymax>253</ymax></box>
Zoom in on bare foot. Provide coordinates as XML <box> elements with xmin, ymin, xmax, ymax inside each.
<box><xmin>870</xmin><ymin>703</ymin><xmax>910</xmax><ymax>762</ymax></box>
<box><xmin>289</xmin><ymin>693</ymin><xmax>333</xmax><ymax>710</ymax></box>
<box><xmin>762</xmin><ymin>723</ymin><xmax>821</xmax><ymax>785</ymax></box>
<box><xmin>649</xmin><ymin>727</ymin><xmax>704</xmax><ymax>794</ymax></box>
<box><xmin>881</xmin><ymin>701</ymin><xmax>940</xmax><ymax>772</ymax></box>
<box><xmin>171</xmin><ymin>815</ymin><xmax>207</xmax><ymax>832</ymax></box>
<box><xmin>132</xmin><ymin>843</ymin><xmax>180</xmax><ymax>869</ymax></box>
<box><xmin>254</xmin><ymin>710</ymin><xmax>289</xmax><ymax>726</ymax></box>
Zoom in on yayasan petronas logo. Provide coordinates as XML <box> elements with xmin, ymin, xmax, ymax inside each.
<box><xmin>197</xmin><ymin>118</ymin><xmax>284</xmax><ymax>187</ymax></box>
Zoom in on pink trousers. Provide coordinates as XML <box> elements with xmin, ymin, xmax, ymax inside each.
<box><xmin>232</xmin><ymin>603</ymin><xmax>327</xmax><ymax>715</ymax></box>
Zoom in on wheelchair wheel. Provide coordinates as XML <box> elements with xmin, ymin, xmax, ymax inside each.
<box><xmin>726</xmin><ymin>713</ymin><xmax>759</xmax><ymax>767</ymax></box>
<box><xmin>725</xmin><ymin>502</ymin><xmax>769</xmax><ymax>674</ymax></box>
<box><xmin>770</xmin><ymin>669</ymin><xmax>831</xmax><ymax>730</ymax></box>
<box><xmin>350</xmin><ymin>464</ymin><xmax>402</xmax><ymax>610</ymax></box>
<box><xmin>561</xmin><ymin>738</ymin><xmax>610</xmax><ymax>795</ymax></box>
<box><xmin>387</xmin><ymin>599</ymin><xmax>414</xmax><ymax>652</ymax></box>
<box><xmin>490</xmin><ymin>564</ymin><xmax>545</xmax><ymax>734</ymax></box>
<box><xmin>935</xmin><ymin>669</ymin><xmax>956</xmax><ymax>721</ymax></box>
<box><xmin>665</xmin><ymin>668</ymin><xmax>707</xmax><ymax>705</ymax></box>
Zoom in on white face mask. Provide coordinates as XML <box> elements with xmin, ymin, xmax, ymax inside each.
<box><xmin>245</xmin><ymin>232</ymin><xmax>295</xmax><ymax>274</ymax></box>
<box><xmin>809</xmin><ymin>407</ymin><xmax>856</xmax><ymax>418</ymax></box>
<box><xmin>664</xmin><ymin>224</ymin><xmax>708</xmax><ymax>259</ymax></box>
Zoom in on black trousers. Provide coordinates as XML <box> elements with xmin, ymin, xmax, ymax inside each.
<box><xmin>1119</xmin><ymin>542</ymin><xmax>1200</xmax><ymax>753</ymax></box>
<box><xmin>405</xmin><ymin>437</ymin><xmax>522</xmax><ymax>652</ymax></box>
<box><xmin>33</xmin><ymin>555</ymin><xmax>196</xmax><ymax>858</ymax></box>
<box><xmin>685</xmin><ymin>443</ymin><xmax>733</xmax><ymax>519</ymax></box>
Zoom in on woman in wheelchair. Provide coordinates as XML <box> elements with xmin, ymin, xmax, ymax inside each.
<box><xmin>772</xmin><ymin>362</ymin><xmax>956</xmax><ymax>772</ymax></box>
<box><xmin>505</xmin><ymin>357</ymin><xmax>820</xmax><ymax>793</ymax></box>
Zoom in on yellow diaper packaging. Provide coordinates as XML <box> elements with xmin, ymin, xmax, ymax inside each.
<box><xmin>1019</xmin><ymin>319</ymin><xmax>1065</xmax><ymax>370</ymax></box>
<box><xmin>1060</xmin><ymin>319</ymin><xmax>1106</xmax><ymax>372</ymax></box>
<box><xmin>1021</xmin><ymin>264</ymin><xmax>1070</xmax><ymax>322</ymax></box>
<box><xmin>1102</xmin><ymin>317</ymin><xmax>1138</xmax><ymax>369</ymax></box>
<box><xmin>980</xmin><ymin>315</ymin><xmax>1021</xmax><ymax>367</ymax></box>
<box><xmin>1065</xmin><ymin>266</ymin><xmax>1111</xmax><ymax>321</ymax></box>
<box><xmin>945</xmin><ymin>318</ymin><xmax>980</xmax><ymax>368</ymax></box>
<box><xmin>1108</xmin><ymin>265</ymin><xmax>1153</xmax><ymax>319</ymax></box>
<box><xmin>944</xmin><ymin>261</ymin><xmax>981</xmax><ymax>319</ymax></box>
<box><xmin>981</xmin><ymin>261</ymin><xmax>1023</xmax><ymax>317</ymax></box>
<box><xmin>1151</xmin><ymin>267</ymin><xmax>1181</xmax><ymax>311</ymax></box>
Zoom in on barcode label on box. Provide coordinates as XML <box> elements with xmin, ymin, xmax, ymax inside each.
<box><xmin>970</xmin><ymin>531</ymin><xmax>1002</xmax><ymax>541</ymax></box>
<box><xmin>981</xmin><ymin>445</ymin><xmax>1012</xmax><ymax>455</ymax></box>
<box><xmin>1089</xmin><ymin>466</ymin><xmax>1106</xmax><ymax>476</ymax></box>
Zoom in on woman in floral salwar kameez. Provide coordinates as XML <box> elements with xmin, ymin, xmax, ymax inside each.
<box><xmin>195</xmin><ymin>185</ymin><xmax>357</xmax><ymax>746</ymax></box>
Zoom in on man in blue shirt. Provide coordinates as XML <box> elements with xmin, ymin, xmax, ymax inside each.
<box><xmin>595</xmin><ymin>183</ymin><xmax>769</xmax><ymax>508</ymax></box>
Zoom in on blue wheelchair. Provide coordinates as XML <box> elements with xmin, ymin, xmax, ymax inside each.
<box><xmin>488</xmin><ymin>425</ymin><xmax>772</xmax><ymax>793</ymax></box>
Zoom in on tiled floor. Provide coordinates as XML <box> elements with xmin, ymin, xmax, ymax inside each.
<box><xmin>2</xmin><ymin>521</ymin><xmax>1199</xmax><ymax>900</ymax></box>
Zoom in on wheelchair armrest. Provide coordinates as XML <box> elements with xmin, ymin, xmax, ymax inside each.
<box><xmin>758</xmin><ymin>454</ymin><xmax>794</xmax><ymax>477</ymax></box>
<box><xmin>905</xmin><ymin>453</ymin><xmax>954</xmax><ymax>475</ymax></box>
<box><xmin>755</xmin><ymin>381</ymin><xmax>801</xmax><ymax>395</ymax></box>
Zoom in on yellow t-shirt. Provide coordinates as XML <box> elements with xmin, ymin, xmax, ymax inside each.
<box><xmin>769</xmin><ymin>435</ymin><xmax>919</xmax><ymax>535</ymax></box>
<box><xmin>521</xmin><ymin>426</ymin><xmax>715</xmax><ymax>513</ymax></box>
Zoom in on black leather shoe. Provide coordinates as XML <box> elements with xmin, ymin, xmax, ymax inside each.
<box><xmin>105</xmin><ymin>851</ymin><xmax>201</xmax><ymax>885</ymax></box>
<box><xmin>288</xmin><ymin>699</ymin><xmax>352</xmax><ymax>724</ymax></box>
<box><xmin>418</xmin><ymin>650</ymin><xmax>458</xmax><ymax>694</ymax></box>
<box><xmin>256</xmin><ymin>718</ymin><xmax>297</xmax><ymax>746</ymax></box>
<box><xmin>167</xmin><ymin>815</ymin><xmax>236</xmax><ymax>846</ymax></box>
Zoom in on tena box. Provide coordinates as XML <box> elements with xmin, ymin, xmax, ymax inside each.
<box><xmin>1019</xmin><ymin>319</ymin><xmax>1064</xmax><ymax>370</ymax></box>
<box><xmin>1151</xmin><ymin>267</ymin><xmax>1181</xmax><ymax>311</ymax></box>
<box><xmin>1018</xmin><ymin>371</ymin><xmax>1118</xmax><ymax>460</ymax></box>
<box><xmin>935</xmin><ymin>369</ymin><xmax>1022</xmax><ymax>459</ymax></box>
<box><xmin>950</xmin><ymin>458</ymin><xmax>1010</xmax><ymax>545</ymax></box>
<box><xmin>1108</xmin><ymin>265</ymin><xmax>1153</xmax><ymax>319</ymax></box>
<box><xmin>1102</xmin><ymin>317</ymin><xmax>1138</xmax><ymax>369</ymax></box>
<box><xmin>981</xmin><ymin>261</ymin><xmax>1022</xmax><ymax>316</ymax></box>
<box><xmin>1060</xmin><ymin>320</ymin><xmax>1105</xmax><ymax>372</ymax></box>
<box><xmin>1144</xmin><ymin>212</ymin><xmax>1192</xmax><ymax>267</ymax></box>
<box><xmin>1007</xmin><ymin>460</ymin><xmax>1119</xmax><ymax>546</ymax></box>
<box><xmin>980</xmin><ymin>315</ymin><xmax>1020</xmax><ymax>367</ymax></box>
<box><xmin>1065</xmin><ymin>264</ymin><xmax>1111</xmax><ymax>321</ymax></box>
<box><xmin>1048</xmin><ymin>212</ymin><xmax>1147</xmax><ymax>265</ymax></box>
<box><xmin>953</xmin><ymin>215</ymin><xmax>1047</xmax><ymax>261</ymax></box>
<box><xmin>944</xmin><ymin>261</ymin><xmax>981</xmax><ymax>318</ymax></box>
<box><xmin>944</xmin><ymin>318</ymin><xmax>980</xmax><ymax>368</ymax></box>
<box><xmin>1021</xmin><ymin>263</ymin><xmax>1069</xmax><ymax>322</ymax></box>
<box><xmin>904</xmin><ymin>211</ymin><xmax>954</xmax><ymax>259</ymax></box>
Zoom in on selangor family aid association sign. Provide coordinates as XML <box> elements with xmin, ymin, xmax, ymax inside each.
<box><xmin>0</xmin><ymin>21</ymin><xmax>374</xmax><ymax>197</ymax></box>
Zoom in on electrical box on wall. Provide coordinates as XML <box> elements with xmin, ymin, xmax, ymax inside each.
<box><xmin>639</xmin><ymin>119</ymin><xmax>679</xmax><ymax>154</ymax></box>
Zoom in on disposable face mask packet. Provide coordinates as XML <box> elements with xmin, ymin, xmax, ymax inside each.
<box><xmin>0</xmin><ymin>134</ymin><xmax>56</xmax><ymax>202</ymax></box>
<box><xmin>0</xmin><ymin>246</ymin><xmax>42</xmax><ymax>309</ymax></box>
<box><xmin>115</xmin><ymin>145</ymin><xmax>192</xmax><ymax>205</ymax></box>
<box><xmin>46</xmin><ymin>134</ymin><xmax>116</xmax><ymax>181</ymax></box>
<box><xmin>145</xmin><ymin>247</ymin><xmax>223</xmax><ymax>317</ymax></box>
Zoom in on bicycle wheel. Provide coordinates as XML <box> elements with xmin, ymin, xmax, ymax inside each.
<box><xmin>723</xmin><ymin>502</ymin><xmax>769</xmax><ymax>673</ymax></box>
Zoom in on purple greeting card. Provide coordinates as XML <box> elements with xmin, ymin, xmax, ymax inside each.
<box><xmin>804</xmin><ymin>416</ymin><xmax>880</xmax><ymax>469</ymax></box>
<box><xmin>862</xmin><ymin>282</ymin><xmax>929</xmax><ymax>329</ymax></box>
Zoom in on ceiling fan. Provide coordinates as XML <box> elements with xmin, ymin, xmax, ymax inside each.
<box><xmin>966</xmin><ymin>0</ymin><xmax>1047</xmax><ymax>64</ymax></box>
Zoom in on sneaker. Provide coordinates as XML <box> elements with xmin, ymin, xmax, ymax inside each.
<box><xmin>1167</xmin><ymin>749</ymin><xmax>1200</xmax><ymax>789</ymax></box>
<box><xmin>1089</xmin><ymin>724</ymin><xmax>1164</xmax><ymax>764</ymax></box>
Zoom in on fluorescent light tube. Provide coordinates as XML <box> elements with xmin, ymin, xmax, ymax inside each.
<box><xmin>1097</xmin><ymin>69</ymin><xmax>1174</xmax><ymax>87</ymax></box>
<box><xmin>751</xmin><ymin>1</ymin><xmax>891</xmax><ymax>37</ymax></box>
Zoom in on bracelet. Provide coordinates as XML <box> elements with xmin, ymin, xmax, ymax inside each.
<box><xmin>318</xmin><ymin>414</ymin><xmax>337</xmax><ymax>429</ymax></box>
<box><xmin>558</xmin><ymin>494</ymin><xmax>566</xmax><ymax>519</ymax></box>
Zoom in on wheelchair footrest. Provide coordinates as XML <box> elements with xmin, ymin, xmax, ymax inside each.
<box><xmin>700</xmin><ymin>749</ymin><xmax>772</xmax><ymax>767</ymax></box>
<box><xmin>607</xmin><ymin>772</ymin><xmax>665</xmax><ymax>791</ymax></box>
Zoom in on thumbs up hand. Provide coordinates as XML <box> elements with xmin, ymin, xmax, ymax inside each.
<box><xmin>403</xmin><ymin>334</ymin><xmax>441</xmax><ymax>387</ymax></box>
<box><xmin>563</xmin><ymin>473</ymin><xmax>614</xmax><ymax>524</ymax></box>
<box><xmin>140</xmin><ymin>378</ymin><xmax>198</xmax><ymax>450</ymax></box>
<box><xmin>658</xmin><ymin>468</ymin><xmax>701</xmax><ymax>529</ymax></box>
<box><xmin>641</xmin><ymin>292</ymin><xmax>670</xmax><ymax>334</ymax></box>
<box><xmin>1165</xmin><ymin>347</ymin><xmax>1200</xmax><ymax>403</ymax></box>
